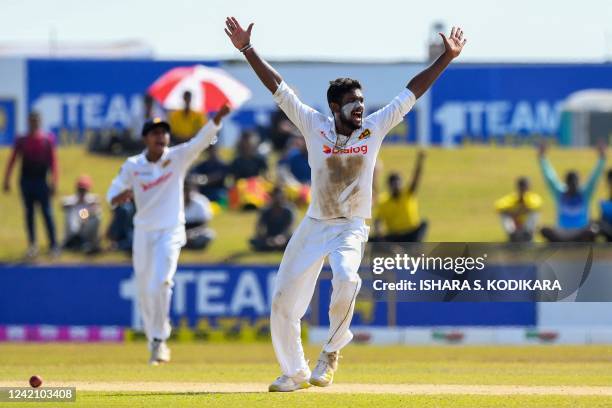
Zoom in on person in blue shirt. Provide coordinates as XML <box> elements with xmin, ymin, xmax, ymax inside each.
<box><xmin>538</xmin><ymin>141</ymin><xmax>606</xmax><ymax>242</ymax></box>
<box><xmin>598</xmin><ymin>169</ymin><xmax>612</xmax><ymax>241</ymax></box>
<box><xmin>278</xmin><ymin>136</ymin><xmax>311</xmax><ymax>184</ymax></box>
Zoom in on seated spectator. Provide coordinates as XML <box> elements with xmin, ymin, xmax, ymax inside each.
<box><xmin>278</xmin><ymin>136</ymin><xmax>311</xmax><ymax>184</ymax></box>
<box><xmin>62</xmin><ymin>175</ymin><xmax>101</xmax><ymax>253</ymax></box>
<box><xmin>167</xmin><ymin>90</ymin><xmax>207</xmax><ymax>144</ymax></box>
<box><xmin>184</xmin><ymin>179</ymin><xmax>215</xmax><ymax>250</ymax></box>
<box><xmin>107</xmin><ymin>201</ymin><xmax>135</xmax><ymax>253</ymax></box>
<box><xmin>250</xmin><ymin>187</ymin><xmax>295</xmax><ymax>252</ymax></box>
<box><xmin>495</xmin><ymin>177</ymin><xmax>542</xmax><ymax>242</ymax></box>
<box><xmin>267</xmin><ymin>108</ymin><xmax>300</xmax><ymax>152</ymax></box>
<box><xmin>598</xmin><ymin>169</ymin><xmax>612</xmax><ymax>241</ymax></box>
<box><xmin>372</xmin><ymin>151</ymin><xmax>427</xmax><ymax>242</ymax></box>
<box><xmin>228</xmin><ymin>130</ymin><xmax>271</xmax><ymax>210</ymax></box>
<box><xmin>539</xmin><ymin>142</ymin><xmax>606</xmax><ymax>242</ymax></box>
<box><xmin>277</xmin><ymin>136</ymin><xmax>311</xmax><ymax>206</ymax></box>
<box><xmin>190</xmin><ymin>144</ymin><xmax>230</xmax><ymax>203</ymax></box>
<box><xmin>230</xmin><ymin>130</ymin><xmax>268</xmax><ymax>180</ymax></box>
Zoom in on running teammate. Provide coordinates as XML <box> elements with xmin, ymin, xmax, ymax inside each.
<box><xmin>107</xmin><ymin>105</ymin><xmax>230</xmax><ymax>365</ymax></box>
<box><xmin>224</xmin><ymin>17</ymin><xmax>467</xmax><ymax>391</ymax></box>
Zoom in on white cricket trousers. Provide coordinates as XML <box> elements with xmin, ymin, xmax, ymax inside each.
<box><xmin>271</xmin><ymin>216</ymin><xmax>369</xmax><ymax>377</ymax></box>
<box><xmin>133</xmin><ymin>225</ymin><xmax>186</xmax><ymax>342</ymax></box>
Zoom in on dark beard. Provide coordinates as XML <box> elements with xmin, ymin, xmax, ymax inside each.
<box><xmin>337</xmin><ymin>113</ymin><xmax>360</xmax><ymax>132</ymax></box>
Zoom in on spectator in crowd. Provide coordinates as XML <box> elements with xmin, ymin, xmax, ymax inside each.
<box><xmin>495</xmin><ymin>177</ymin><xmax>542</xmax><ymax>242</ymax></box>
<box><xmin>372</xmin><ymin>151</ymin><xmax>427</xmax><ymax>242</ymax></box>
<box><xmin>131</xmin><ymin>94</ymin><xmax>165</xmax><ymax>140</ymax></box>
<box><xmin>168</xmin><ymin>90</ymin><xmax>207</xmax><ymax>144</ymax></box>
<box><xmin>267</xmin><ymin>108</ymin><xmax>300</xmax><ymax>152</ymax></box>
<box><xmin>106</xmin><ymin>201</ymin><xmax>135</xmax><ymax>253</ymax></box>
<box><xmin>190</xmin><ymin>144</ymin><xmax>230</xmax><ymax>203</ymax></box>
<box><xmin>277</xmin><ymin>136</ymin><xmax>311</xmax><ymax>206</ymax></box>
<box><xmin>62</xmin><ymin>175</ymin><xmax>101</xmax><ymax>253</ymax></box>
<box><xmin>250</xmin><ymin>187</ymin><xmax>295</xmax><ymax>252</ymax></box>
<box><xmin>538</xmin><ymin>142</ymin><xmax>606</xmax><ymax>242</ymax></box>
<box><xmin>3</xmin><ymin>111</ymin><xmax>59</xmax><ymax>259</ymax></box>
<box><xmin>228</xmin><ymin>130</ymin><xmax>270</xmax><ymax>210</ymax></box>
<box><xmin>278</xmin><ymin>136</ymin><xmax>310</xmax><ymax>184</ymax></box>
<box><xmin>598</xmin><ymin>169</ymin><xmax>612</xmax><ymax>241</ymax></box>
<box><xmin>183</xmin><ymin>179</ymin><xmax>215</xmax><ymax>250</ymax></box>
<box><xmin>230</xmin><ymin>130</ymin><xmax>268</xmax><ymax>180</ymax></box>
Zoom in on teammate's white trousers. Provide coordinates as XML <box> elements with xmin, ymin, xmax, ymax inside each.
<box><xmin>133</xmin><ymin>226</ymin><xmax>186</xmax><ymax>342</ymax></box>
<box><xmin>271</xmin><ymin>216</ymin><xmax>369</xmax><ymax>377</ymax></box>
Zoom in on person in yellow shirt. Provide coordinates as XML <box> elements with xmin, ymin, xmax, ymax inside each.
<box><xmin>168</xmin><ymin>91</ymin><xmax>207</xmax><ymax>144</ymax></box>
<box><xmin>495</xmin><ymin>177</ymin><xmax>542</xmax><ymax>242</ymax></box>
<box><xmin>373</xmin><ymin>151</ymin><xmax>427</xmax><ymax>242</ymax></box>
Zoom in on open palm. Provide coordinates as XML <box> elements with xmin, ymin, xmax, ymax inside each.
<box><xmin>224</xmin><ymin>17</ymin><xmax>253</xmax><ymax>50</ymax></box>
<box><xmin>440</xmin><ymin>26</ymin><xmax>467</xmax><ymax>59</ymax></box>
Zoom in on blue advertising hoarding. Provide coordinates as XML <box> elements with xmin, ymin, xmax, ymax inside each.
<box><xmin>23</xmin><ymin>59</ymin><xmax>611</xmax><ymax>147</ymax></box>
<box><xmin>430</xmin><ymin>64</ymin><xmax>612</xmax><ymax>145</ymax></box>
<box><xmin>25</xmin><ymin>59</ymin><xmax>420</xmax><ymax>146</ymax></box>
<box><xmin>0</xmin><ymin>264</ymin><xmax>535</xmax><ymax>328</ymax></box>
<box><xmin>317</xmin><ymin>278</ymin><xmax>536</xmax><ymax>327</ymax></box>
<box><xmin>0</xmin><ymin>264</ymin><xmax>276</xmax><ymax>328</ymax></box>
<box><xmin>26</xmin><ymin>59</ymin><xmax>219</xmax><ymax>144</ymax></box>
<box><xmin>0</xmin><ymin>98</ymin><xmax>16</xmax><ymax>145</ymax></box>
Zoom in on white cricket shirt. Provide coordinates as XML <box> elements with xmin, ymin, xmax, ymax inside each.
<box><xmin>273</xmin><ymin>81</ymin><xmax>416</xmax><ymax>220</ymax></box>
<box><xmin>106</xmin><ymin>121</ymin><xmax>221</xmax><ymax>231</ymax></box>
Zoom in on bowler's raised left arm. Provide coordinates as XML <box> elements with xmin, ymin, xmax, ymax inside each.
<box><xmin>407</xmin><ymin>26</ymin><xmax>467</xmax><ymax>99</ymax></box>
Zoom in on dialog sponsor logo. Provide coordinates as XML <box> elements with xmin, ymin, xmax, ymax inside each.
<box><xmin>141</xmin><ymin>172</ymin><xmax>173</xmax><ymax>191</ymax></box>
<box><xmin>323</xmin><ymin>144</ymin><xmax>368</xmax><ymax>155</ymax></box>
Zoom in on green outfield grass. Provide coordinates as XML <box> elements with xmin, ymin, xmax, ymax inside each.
<box><xmin>1</xmin><ymin>343</ymin><xmax>612</xmax><ymax>407</ymax></box>
<box><xmin>0</xmin><ymin>145</ymin><xmax>608</xmax><ymax>263</ymax></box>
<box><xmin>14</xmin><ymin>393</ymin><xmax>612</xmax><ymax>408</ymax></box>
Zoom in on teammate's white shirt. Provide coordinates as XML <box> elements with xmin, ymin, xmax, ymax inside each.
<box><xmin>273</xmin><ymin>81</ymin><xmax>416</xmax><ymax>220</ymax></box>
<box><xmin>106</xmin><ymin>121</ymin><xmax>221</xmax><ymax>231</ymax></box>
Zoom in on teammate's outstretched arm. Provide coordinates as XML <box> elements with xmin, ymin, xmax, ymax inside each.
<box><xmin>408</xmin><ymin>150</ymin><xmax>426</xmax><ymax>194</ymax></box>
<box><xmin>407</xmin><ymin>27</ymin><xmax>467</xmax><ymax>99</ymax></box>
<box><xmin>176</xmin><ymin>104</ymin><xmax>231</xmax><ymax>166</ymax></box>
<box><xmin>224</xmin><ymin>17</ymin><xmax>283</xmax><ymax>94</ymax></box>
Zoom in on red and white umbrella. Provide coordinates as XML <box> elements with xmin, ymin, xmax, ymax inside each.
<box><xmin>148</xmin><ymin>65</ymin><xmax>251</xmax><ymax>112</ymax></box>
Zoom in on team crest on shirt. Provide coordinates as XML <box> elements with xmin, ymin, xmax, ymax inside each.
<box><xmin>162</xmin><ymin>159</ymin><xmax>172</xmax><ymax>168</ymax></box>
<box><xmin>358</xmin><ymin>129</ymin><xmax>371</xmax><ymax>140</ymax></box>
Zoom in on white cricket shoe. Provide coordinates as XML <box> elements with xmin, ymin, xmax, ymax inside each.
<box><xmin>149</xmin><ymin>339</ymin><xmax>171</xmax><ymax>365</ymax></box>
<box><xmin>24</xmin><ymin>245</ymin><xmax>38</xmax><ymax>260</ymax></box>
<box><xmin>268</xmin><ymin>369</ymin><xmax>311</xmax><ymax>392</ymax></box>
<box><xmin>310</xmin><ymin>350</ymin><xmax>339</xmax><ymax>387</ymax></box>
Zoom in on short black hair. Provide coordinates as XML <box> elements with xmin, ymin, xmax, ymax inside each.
<box><xmin>327</xmin><ymin>77</ymin><xmax>362</xmax><ymax>105</ymax></box>
<box><xmin>565</xmin><ymin>170</ymin><xmax>579</xmax><ymax>184</ymax></box>
<box><xmin>388</xmin><ymin>172</ymin><xmax>401</xmax><ymax>184</ymax></box>
<box><xmin>517</xmin><ymin>176</ymin><xmax>529</xmax><ymax>189</ymax></box>
<box><xmin>607</xmin><ymin>169</ymin><xmax>612</xmax><ymax>183</ymax></box>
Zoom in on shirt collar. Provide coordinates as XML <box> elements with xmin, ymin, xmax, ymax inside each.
<box><xmin>139</xmin><ymin>147</ymin><xmax>170</xmax><ymax>165</ymax></box>
<box><xmin>326</xmin><ymin>116</ymin><xmax>365</xmax><ymax>145</ymax></box>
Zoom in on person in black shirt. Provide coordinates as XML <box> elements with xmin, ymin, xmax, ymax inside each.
<box><xmin>107</xmin><ymin>201</ymin><xmax>135</xmax><ymax>253</ymax></box>
<box><xmin>250</xmin><ymin>187</ymin><xmax>295</xmax><ymax>252</ymax></box>
<box><xmin>230</xmin><ymin>130</ymin><xmax>268</xmax><ymax>180</ymax></box>
<box><xmin>268</xmin><ymin>108</ymin><xmax>300</xmax><ymax>152</ymax></box>
<box><xmin>190</xmin><ymin>144</ymin><xmax>230</xmax><ymax>202</ymax></box>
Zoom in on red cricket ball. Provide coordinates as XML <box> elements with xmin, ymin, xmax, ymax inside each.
<box><xmin>29</xmin><ymin>375</ymin><xmax>42</xmax><ymax>388</ymax></box>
